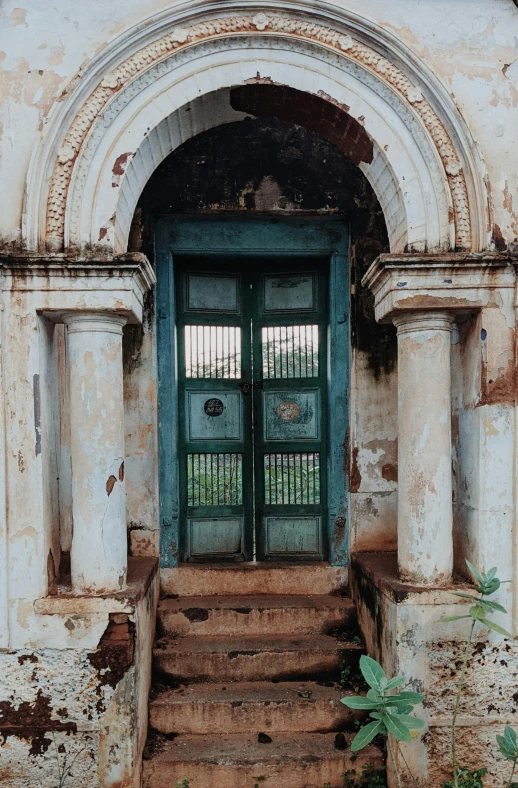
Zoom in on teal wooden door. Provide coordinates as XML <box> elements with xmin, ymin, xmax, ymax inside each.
<box><xmin>156</xmin><ymin>217</ymin><xmax>349</xmax><ymax>568</ymax></box>
<box><xmin>253</xmin><ymin>263</ymin><xmax>327</xmax><ymax>560</ymax></box>
<box><xmin>176</xmin><ymin>261</ymin><xmax>253</xmax><ymax>561</ymax></box>
<box><xmin>176</xmin><ymin>258</ymin><xmax>327</xmax><ymax>561</ymax></box>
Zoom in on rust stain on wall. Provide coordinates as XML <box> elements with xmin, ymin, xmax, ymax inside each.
<box><xmin>350</xmin><ymin>447</ymin><xmax>362</xmax><ymax>493</ymax></box>
<box><xmin>112</xmin><ymin>152</ymin><xmax>134</xmax><ymax>187</ymax></box>
<box><xmin>493</xmin><ymin>223</ymin><xmax>508</xmax><ymax>251</ymax></box>
<box><xmin>106</xmin><ymin>475</ymin><xmax>117</xmax><ymax>496</ymax></box>
<box><xmin>0</xmin><ymin>690</ymin><xmax>77</xmax><ymax>756</ymax></box>
<box><xmin>88</xmin><ymin>614</ymin><xmax>135</xmax><ymax>699</ymax></box>
<box><xmin>230</xmin><ymin>84</ymin><xmax>374</xmax><ymax>165</ymax></box>
<box><xmin>33</xmin><ymin>373</ymin><xmax>41</xmax><ymax>456</ymax></box>
<box><xmin>381</xmin><ymin>463</ymin><xmax>398</xmax><ymax>482</ymax></box>
<box><xmin>479</xmin><ymin>356</ymin><xmax>516</xmax><ymax>406</ymax></box>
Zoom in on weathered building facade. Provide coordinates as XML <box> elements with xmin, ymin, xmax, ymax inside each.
<box><xmin>0</xmin><ymin>1</ymin><xmax>517</xmax><ymax>785</ymax></box>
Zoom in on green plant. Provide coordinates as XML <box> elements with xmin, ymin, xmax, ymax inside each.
<box><xmin>253</xmin><ymin>777</ymin><xmax>266</xmax><ymax>788</ymax></box>
<box><xmin>441</xmin><ymin>561</ymin><xmax>510</xmax><ymax>788</ymax></box>
<box><xmin>341</xmin><ymin>655</ymin><xmax>424</xmax><ymax>788</ymax></box>
<box><xmin>497</xmin><ymin>726</ymin><xmax>518</xmax><ymax>787</ymax></box>
<box><xmin>175</xmin><ymin>780</ymin><xmax>190</xmax><ymax>788</ymax></box>
<box><xmin>441</xmin><ymin>768</ymin><xmax>487</xmax><ymax>787</ymax></box>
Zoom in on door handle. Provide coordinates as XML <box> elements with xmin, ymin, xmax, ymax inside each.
<box><xmin>253</xmin><ymin>381</ymin><xmax>263</xmax><ymax>390</ymax></box>
<box><xmin>238</xmin><ymin>382</ymin><xmax>251</xmax><ymax>395</ymax></box>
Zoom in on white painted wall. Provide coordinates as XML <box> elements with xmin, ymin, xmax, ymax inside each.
<box><xmin>0</xmin><ymin>0</ymin><xmax>516</xmax><ymax>250</ymax></box>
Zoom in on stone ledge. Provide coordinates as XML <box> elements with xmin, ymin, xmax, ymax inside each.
<box><xmin>361</xmin><ymin>252</ymin><xmax>517</xmax><ymax>323</ymax></box>
<box><xmin>350</xmin><ymin>551</ymin><xmax>470</xmax><ymax>606</ymax></box>
<box><xmin>34</xmin><ymin>556</ymin><xmax>158</xmax><ymax>616</ymax></box>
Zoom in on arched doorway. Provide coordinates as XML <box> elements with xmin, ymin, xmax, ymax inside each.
<box><xmin>129</xmin><ymin>112</ymin><xmax>391</xmax><ymax>567</ymax></box>
<box><xmin>12</xmin><ymin>5</ymin><xmax>498</xmax><ymax>785</ymax></box>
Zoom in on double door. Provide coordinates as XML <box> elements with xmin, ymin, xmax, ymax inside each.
<box><xmin>176</xmin><ymin>258</ymin><xmax>328</xmax><ymax>561</ymax></box>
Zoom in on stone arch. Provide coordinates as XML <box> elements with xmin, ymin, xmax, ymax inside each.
<box><xmin>24</xmin><ymin>3</ymin><xmax>490</xmax><ymax>254</ymax></box>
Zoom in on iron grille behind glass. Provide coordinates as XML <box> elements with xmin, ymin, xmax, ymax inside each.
<box><xmin>262</xmin><ymin>325</ymin><xmax>319</xmax><ymax>379</ymax></box>
<box><xmin>264</xmin><ymin>452</ymin><xmax>320</xmax><ymax>504</ymax></box>
<box><xmin>187</xmin><ymin>453</ymin><xmax>243</xmax><ymax>506</ymax></box>
<box><xmin>185</xmin><ymin>325</ymin><xmax>242</xmax><ymax>378</ymax></box>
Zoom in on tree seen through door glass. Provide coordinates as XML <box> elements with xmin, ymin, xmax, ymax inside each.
<box><xmin>264</xmin><ymin>453</ymin><xmax>320</xmax><ymax>505</ymax></box>
<box><xmin>262</xmin><ymin>325</ymin><xmax>319</xmax><ymax>378</ymax></box>
<box><xmin>184</xmin><ymin>325</ymin><xmax>241</xmax><ymax>378</ymax></box>
<box><xmin>187</xmin><ymin>453</ymin><xmax>243</xmax><ymax>506</ymax></box>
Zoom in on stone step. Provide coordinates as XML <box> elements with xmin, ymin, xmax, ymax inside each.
<box><xmin>142</xmin><ymin>732</ymin><xmax>383</xmax><ymax>788</ymax></box>
<box><xmin>158</xmin><ymin>594</ymin><xmax>357</xmax><ymax>636</ymax></box>
<box><xmin>161</xmin><ymin>562</ymin><xmax>347</xmax><ymax>596</ymax></box>
<box><xmin>150</xmin><ymin>680</ymin><xmax>361</xmax><ymax>734</ymax></box>
<box><xmin>153</xmin><ymin>635</ymin><xmax>361</xmax><ymax>682</ymax></box>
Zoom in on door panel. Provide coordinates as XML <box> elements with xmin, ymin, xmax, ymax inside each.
<box><xmin>177</xmin><ymin>264</ymin><xmax>252</xmax><ymax>561</ymax></box>
<box><xmin>186</xmin><ymin>392</ymin><xmax>243</xmax><ymax>441</ymax></box>
<box><xmin>254</xmin><ymin>265</ymin><xmax>327</xmax><ymax>561</ymax></box>
<box><xmin>264</xmin><ymin>516</ymin><xmax>321</xmax><ymax>555</ymax></box>
<box><xmin>185</xmin><ymin>272</ymin><xmax>241</xmax><ymax>313</ymax></box>
<box><xmin>177</xmin><ymin>258</ymin><xmax>327</xmax><ymax>561</ymax></box>
<box><xmin>263</xmin><ymin>390</ymin><xmax>320</xmax><ymax>441</ymax></box>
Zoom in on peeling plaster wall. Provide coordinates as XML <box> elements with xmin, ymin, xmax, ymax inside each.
<box><xmin>352</xmin><ymin>554</ymin><xmax>518</xmax><ymax>787</ymax></box>
<box><xmin>0</xmin><ymin>0</ymin><xmax>517</xmax><ymax>251</ymax></box>
<box><xmin>453</xmin><ymin>292</ymin><xmax>516</xmax><ymax>626</ymax></box>
<box><xmin>0</xmin><ymin>252</ymin><xmax>157</xmax><ymax>783</ymax></box>
<box><xmin>0</xmin><ymin>560</ymin><xmax>158</xmax><ymax>788</ymax></box>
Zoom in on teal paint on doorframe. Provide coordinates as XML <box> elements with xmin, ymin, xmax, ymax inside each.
<box><xmin>156</xmin><ymin>216</ymin><xmax>350</xmax><ymax>567</ymax></box>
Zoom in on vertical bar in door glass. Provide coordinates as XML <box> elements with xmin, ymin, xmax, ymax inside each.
<box><xmin>272</xmin><ymin>327</ymin><xmax>277</xmax><ymax>379</ymax></box>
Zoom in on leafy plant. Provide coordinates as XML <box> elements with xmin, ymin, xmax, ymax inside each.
<box><xmin>341</xmin><ymin>655</ymin><xmax>424</xmax><ymax>788</ymax></box>
<box><xmin>175</xmin><ymin>780</ymin><xmax>190</xmax><ymax>788</ymax></box>
<box><xmin>441</xmin><ymin>561</ymin><xmax>510</xmax><ymax>788</ymax></box>
<box><xmin>253</xmin><ymin>777</ymin><xmax>266</xmax><ymax>788</ymax></box>
<box><xmin>441</xmin><ymin>768</ymin><xmax>487</xmax><ymax>788</ymax></box>
<box><xmin>496</xmin><ymin>726</ymin><xmax>518</xmax><ymax>787</ymax></box>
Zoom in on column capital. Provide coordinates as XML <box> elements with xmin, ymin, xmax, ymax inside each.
<box><xmin>0</xmin><ymin>252</ymin><xmax>155</xmax><ymax>325</ymax></box>
<box><xmin>392</xmin><ymin>310</ymin><xmax>454</xmax><ymax>334</ymax></box>
<box><xmin>361</xmin><ymin>252</ymin><xmax>516</xmax><ymax>324</ymax></box>
<box><xmin>63</xmin><ymin>312</ymin><xmax>127</xmax><ymax>334</ymax></box>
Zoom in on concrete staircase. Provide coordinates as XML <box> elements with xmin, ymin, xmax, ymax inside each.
<box><xmin>142</xmin><ymin>564</ymin><xmax>383</xmax><ymax>788</ymax></box>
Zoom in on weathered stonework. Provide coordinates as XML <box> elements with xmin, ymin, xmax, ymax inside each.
<box><xmin>37</xmin><ymin>7</ymin><xmax>480</xmax><ymax>254</ymax></box>
<box><xmin>1</xmin><ymin>1</ymin><xmax>518</xmax><ymax>785</ymax></box>
<box><xmin>0</xmin><ymin>558</ymin><xmax>159</xmax><ymax>788</ymax></box>
<box><xmin>351</xmin><ymin>553</ymin><xmax>518</xmax><ymax>788</ymax></box>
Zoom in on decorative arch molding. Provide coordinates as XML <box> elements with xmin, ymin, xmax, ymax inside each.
<box><xmin>24</xmin><ymin>1</ymin><xmax>490</xmax><ymax>254</ymax></box>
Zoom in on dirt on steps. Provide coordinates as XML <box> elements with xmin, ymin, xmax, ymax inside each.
<box><xmin>157</xmin><ymin>593</ymin><xmax>357</xmax><ymax>636</ymax></box>
<box><xmin>153</xmin><ymin>634</ymin><xmax>363</xmax><ymax>682</ymax></box>
<box><xmin>142</xmin><ymin>732</ymin><xmax>383</xmax><ymax>788</ymax></box>
<box><xmin>144</xmin><ymin>572</ymin><xmax>383</xmax><ymax>788</ymax></box>
<box><xmin>150</xmin><ymin>680</ymin><xmax>366</xmax><ymax>734</ymax></box>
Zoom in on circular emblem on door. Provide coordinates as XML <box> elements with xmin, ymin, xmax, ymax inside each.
<box><xmin>276</xmin><ymin>401</ymin><xmax>301</xmax><ymax>421</ymax></box>
<box><xmin>204</xmin><ymin>398</ymin><xmax>225</xmax><ymax>417</ymax></box>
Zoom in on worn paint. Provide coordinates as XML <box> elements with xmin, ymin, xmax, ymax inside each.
<box><xmin>1</xmin><ymin>2</ymin><xmax>518</xmax><ymax>785</ymax></box>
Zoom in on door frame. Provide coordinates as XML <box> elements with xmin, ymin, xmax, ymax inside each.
<box><xmin>156</xmin><ymin>216</ymin><xmax>350</xmax><ymax>567</ymax></box>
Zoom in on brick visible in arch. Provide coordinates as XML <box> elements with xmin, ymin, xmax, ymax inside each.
<box><xmin>230</xmin><ymin>84</ymin><xmax>374</xmax><ymax>166</ymax></box>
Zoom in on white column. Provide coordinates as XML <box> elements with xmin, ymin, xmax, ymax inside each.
<box><xmin>64</xmin><ymin>313</ymin><xmax>127</xmax><ymax>593</ymax></box>
<box><xmin>394</xmin><ymin>312</ymin><xmax>453</xmax><ymax>584</ymax></box>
